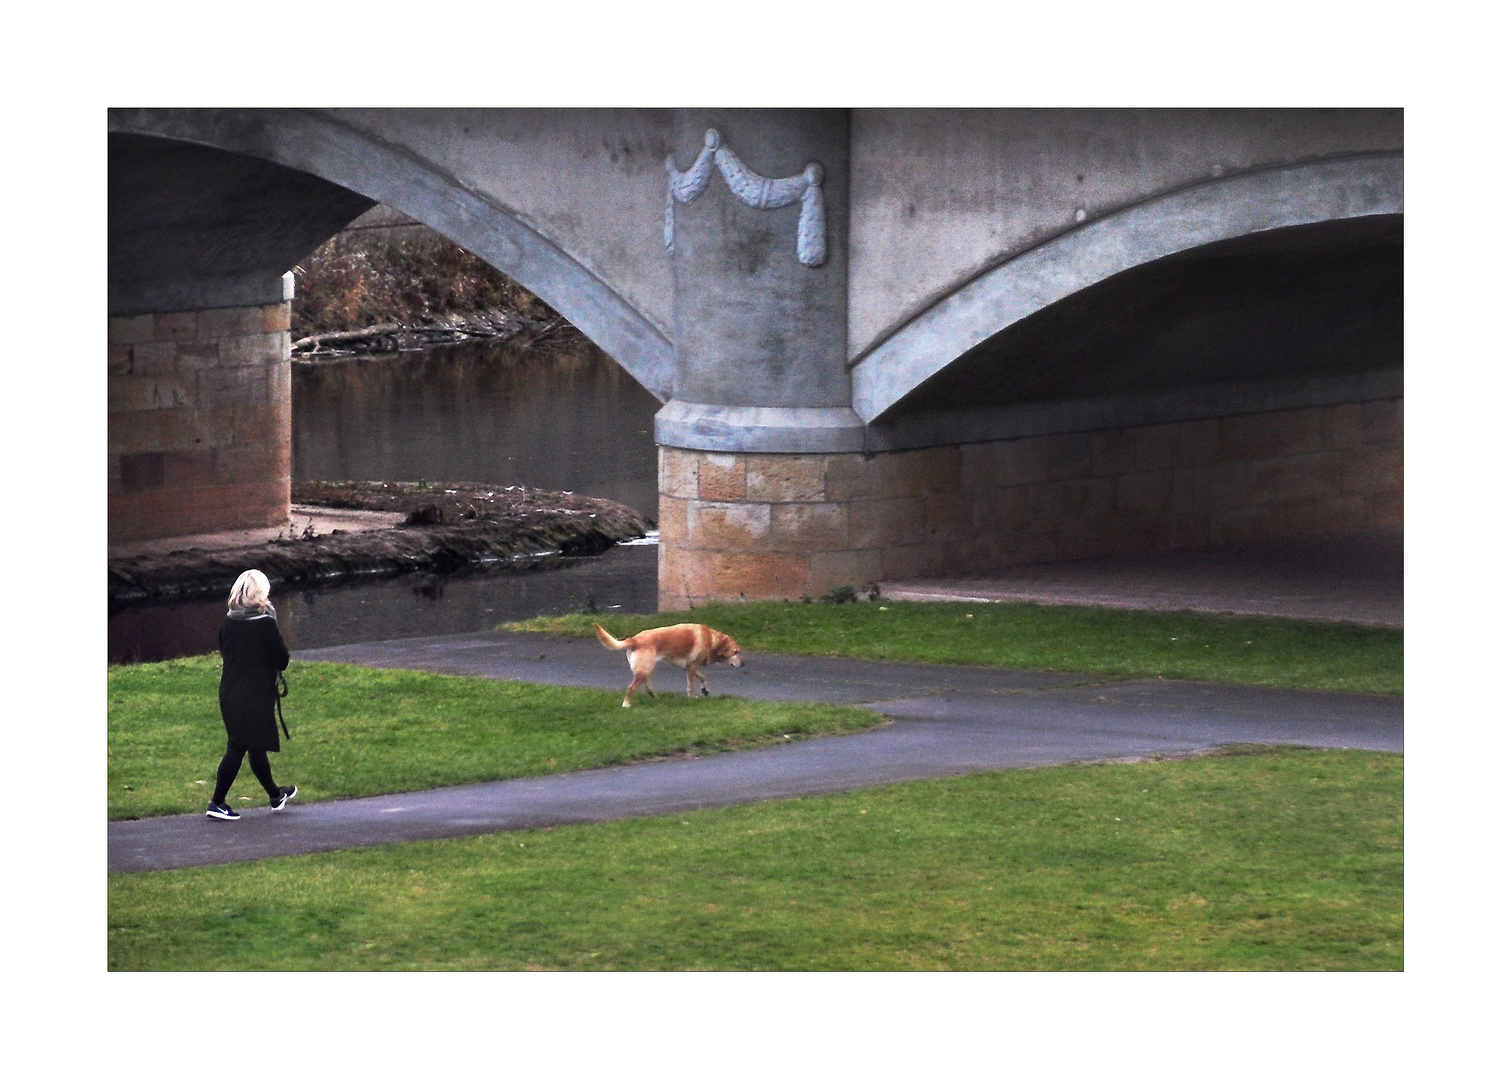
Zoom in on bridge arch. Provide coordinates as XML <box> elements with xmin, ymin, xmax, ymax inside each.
<box><xmin>850</xmin><ymin>154</ymin><xmax>1403</xmax><ymax>424</ymax></box>
<box><xmin>108</xmin><ymin>109</ymin><xmax>675</xmax><ymax>400</ymax></box>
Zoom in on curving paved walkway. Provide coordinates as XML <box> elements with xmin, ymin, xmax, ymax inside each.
<box><xmin>108</xmin><ymin>631</ymin><xmax>1402</xmax><ymax>874</ymax></box>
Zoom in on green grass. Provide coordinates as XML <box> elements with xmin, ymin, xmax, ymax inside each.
<box><xmin>108</xmin><ymin>745</ymin><xmax>1402</xmax><ymax>971</ymax></box>
<box><xmin>507</xmin><ymin>601</ymin><xmax>1403</xmax><ymax>696</ymax></box>
<box><xmin>107</xmin><ymin>656</ymin><xmax>881</xmax><ymax>820</ymax></box>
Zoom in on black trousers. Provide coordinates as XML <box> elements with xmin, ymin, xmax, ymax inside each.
<box><xmin>211</xmin><ymin>740</ymin><xmax>281</xmax><ymax>804</ymax></box>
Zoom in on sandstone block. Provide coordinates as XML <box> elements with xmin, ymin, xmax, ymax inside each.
<box><xmin>1201</xmin><ymin>461</ymin><xmax>1254</xmax><ymax>511</ymax></box>
<box><xmin>658</xmin><ymin>543</ymin><xmax>712</xmax><ymax>601</ymax></box>
<box><xmin>746</xmin><ymin>455</ymin><xmax>826</xmax><ymax>502</ymax></box>
<box><xmin>1092</xmin><ymin>429</ymin><xmax>1138</xmax><ymax>476</ymax></box>
<box><xmin>707</xmin><ymin>551</ymin><xmax>810</xmax><ymax>600</ymax></box>
<box><xmin>846</xmin><ymin>499</ymin><xmax>889</xmax><ymax>549</ymax></box>
<box><xmin>1221</xmin><ymin>408</ymin><xmax>1323</xmax><ymax>461</ymax></box>
<box><xmin>1371</xmin><ymin>489</ymin><xmax>1404</xmax><ymax>530</ymax></box>
<box><xmin>923</xmin><ymin>494</ymin><xmax>971</xmax><ymax>541</ymax></box>
<box><xmin>198</xmin><ymin>365</ymin><xmax>266</xmax><ymax>404</ymax></box>
<box><xmin>130</xmin><ymin>340</ymin><xmax>178</xmax><ymax>376</ymax></box>
<box><xmin>992</xmin><ymin>437</ymin><xmax>1052</xmax><ymax>486</ymax></box>
<box><xmin>108</xmin><ymin>346</ymin><xmax>134</xmax><ymax>376</ymax></box>
<box><xmin>1002</xmin><ymin>528</ymin><xmax>1059</xmax><ymax>566</ymax></box>
<box><xmin>1174</xmin><ymin>419</ymin><xmax>1221</xmax><ymax>468</ymax></box>
<box><xmin>809</xmin><ymin>548</ymin><xmax>884</xmax><ymax>594</ymax></box>
<box><xmin>109</xmin><ymin>406</ymin><xmax>197</xmax><ymax>456</ymax></box>
<box><xmin>218</xmin><ymin>332</ymin><xmax>285</xmax><ymax>367</ymax></box>
<box><xmin>109</xmin><ymin>314</ymin><xmax>156</xmax><ymax>345</ymax></box>
<box><xmin>109</xmin><ymin>375</ymin><xmax>193</xmax><ymax>413</ymax></box>
<box><xmin>882</xmin><ymin>542</ymin><xmax>950</xmax><ymax>581</ymax></box>
<box><xmin>658</xmin><ymin>495</ymin><xmax>691</xmax><ymax>546</ymax></box>
<box><xmin>1057</xmin><ymin>476</ymin><xmax>1117</xmax><ymax>522</ymax></box>
<box><xmin>878</xmin><ymin>497</ymin><xmax>929</xmax><ymax>547</ymax></box>
<box><xmin>262</xmin><ymin>302</ymin><xmax>292</xmax><ymax>333</ymax></box>
<box><xmin>152</xmin><ymin>311</ymin><xmax>198</xmax><ymax>342</ymax></box>
<box><xmin>959</xmin><ymin>443</ymin><xmax>998</xmax><ymax>493</ymax></box>
<box><xmin>1362</xmin><ymin>398</ymin><xmax>1403</xmax><ymax>447</ymax></box>
<box><xmin>161</xmin><ymin>449</ymin><xmax>220</xmax><ymax>488</ymax></box>
<box><xmin>1324</xmin><ymin>403</ymin><xmax>1364</xmax><ymax>450</ymax></box>
<box><xmin>1248</xmin><ymin>452</ymin><xmax>1343</xmax><ymax>504</ymax></box>
<box><xmin>1047</xmin><ymin>431</ymin><xmax>1095</xmax><ymax>481</ymax></box>
<box><xmin>688</xmin><ymin>501</ymin><xmax>771</xmax><ymax>551</ymax></box>
<box><xmin>1271</xmin><ymin>498</ymin><xmax>1320</xmax><ymax>538</ymax></box>
<box><xmin>108</xmin><ymin>478</ymin><xmax>288</xmax><ymax>543</ymax></box>
<box><xmin>824</xmin><ymin>453</ymin><xmax>885</xmax><ymax>501</ymax></box>
<box><xmin>1340</xmin><ymin>445</ymin><xmax>1403</xmax><ymax>495</ymax></box>
<box><xmin>881</xmin><ymin>445</ymin><xmax>961</xmax><ymax>499</ymax></box>
<box><xmin>1212</xmin><ymin>504</ymin><xmax>1271</xmax><ymax>546</ymax></box>
<box><xmin>660</xmin><ymin>448</ymin><xmax>700</xmax><ymax>499</ymax></box>
<box><xmin>197</xmin><ymin>306</ymin><xmax>266</xmax><ymax>340</ymax></box>
<box><xmin>1134</xmin><ymin>424</ymin><xmax>1179</xmax><ymax>473</ymax></box>
<box><xmin>698</xmin><ymin>453</ymin><xmax>746</xmax><ymax>501</ymax></box>
<box><xmin>772</xmin><ymin>502</ymin><xmax>848</xmax><ymax>551</ymax></box>
<box><xmin>1316</xmin><ymin>493</ymin><xmax>1373</xmax><ymax>533</ymax></box>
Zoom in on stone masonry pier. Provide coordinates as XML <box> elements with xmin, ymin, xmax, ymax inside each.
<box><xmin>658</xmin><ymin>399</ymin><xmax>1401</xmax><ymax>608</ymax></box>
<box><xmin>108</xmin><ymin>295</ymin><xmax>292</xmax><ymax>542</ymax></box>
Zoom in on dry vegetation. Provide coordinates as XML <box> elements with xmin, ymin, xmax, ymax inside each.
<box><xmin>290</xmin><ymin>234</ymin><xmax>563</xmax><ymax>341</ymax></box>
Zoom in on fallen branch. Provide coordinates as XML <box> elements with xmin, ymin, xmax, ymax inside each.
<box><xmin>292</xmin><ymin>325</ymin><xmax>402</xmax><ymax>351</ymax></box>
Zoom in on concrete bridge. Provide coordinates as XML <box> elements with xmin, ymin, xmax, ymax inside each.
<box><xmin>109</xmin><ymin>108</ymin><xmax>1402</xmax><ymax>609</ymax></box>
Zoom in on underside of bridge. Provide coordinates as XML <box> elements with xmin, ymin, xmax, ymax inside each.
<box><xmin>107</xmin><ymin>109</ymin><xmax>1403</xmax><ymax>608</ymax></box>
<box><xmin>658</xmin><ymin>215</ymin><xmax>1403</xmax><ymax>607</ymax></box>
<box><xmin>886</xmin><ymin>216</ymin><xmax>1401</xmax><ymax>419</ymax></box>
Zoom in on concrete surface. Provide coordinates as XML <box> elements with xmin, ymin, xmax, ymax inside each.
<box><xmin>882</xmin><ymin>531</ymin><xmax>1403</xmax><ymax>628</ymax></box>
<box><xmin>110</xmin><ymin>108</ymin><xmax>1402</xmax><ymax>453</ymax></box>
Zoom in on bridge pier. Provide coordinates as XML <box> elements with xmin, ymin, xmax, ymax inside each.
<box><xmin>657</xmin><ymin>398</ymin><xmax>1401</xmax><ymax>609</ymax></box>
<box><xmin>108</xmin><ymin>287</ymin><xmax>293</xmax><ymax>543</ymax></box>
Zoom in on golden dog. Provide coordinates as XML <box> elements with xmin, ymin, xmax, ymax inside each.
<box><xmin>594</xmin><ymin>622</ymin><xmax>744</xmax><ymax>708</ymax></box>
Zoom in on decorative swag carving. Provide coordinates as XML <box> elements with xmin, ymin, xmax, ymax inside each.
<box><xmin>665</xmin><ymin>129</ymin><xmax>827</xmax><ymax>267</ymax></box>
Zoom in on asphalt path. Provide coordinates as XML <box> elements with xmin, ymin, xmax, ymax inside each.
<box><xmin>108</xmin><ymin>630</ymin><xmax>1403</xmax><ymax>874</ymax></box>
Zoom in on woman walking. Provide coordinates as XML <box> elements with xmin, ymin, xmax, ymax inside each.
<box><xmin>206</xmin><ymin>569</ymin><xmax>297</xmax><ymax>820</ymax></box>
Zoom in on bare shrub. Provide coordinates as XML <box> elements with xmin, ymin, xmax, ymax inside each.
<box><xmin>291</xmin><ymin>235</ymin><xmax>559</xmax><ymax>337</ymax></box>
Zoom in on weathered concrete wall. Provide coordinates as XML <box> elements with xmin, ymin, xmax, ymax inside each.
<box><xmin>323</xmin><ymin>205</ymin><xmax>433</xmax><ymax>254</ymax></box>
<box><xmin>109</xmin><ymin>300</ymin><xmax>292</xmax><ymax>542</ymax></box>
<box><xmin>109</xmin><ymin>109</ymin><xmax>679</xmax><ymax>401</ymax></box>
<box><xmin>848</xmin><ymin>108</ymin><xmax>1403</xmax><ymax>363</ymax></box>
<box><xmin>657</xmin><ymin>397</ymin><xmax>1402</xmax><ymax>609</ymax></box>
<box><xmin>327</xmin><ymin>108</ymin><xmax>677</xmax><ymax>338</ymax></box>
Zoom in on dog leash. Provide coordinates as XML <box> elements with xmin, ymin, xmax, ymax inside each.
<box><xmin>275</xmin><ymin>672</ymin><xmax>292</xmax><ymax>740</ymax></box>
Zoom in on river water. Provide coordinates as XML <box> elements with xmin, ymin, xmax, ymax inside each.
<box><xmin>109</xmin><ymin>337</ymin><xmax>663</xmax><ymax>664</ymax></box>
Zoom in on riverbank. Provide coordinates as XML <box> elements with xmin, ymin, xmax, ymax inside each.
<box><xmin>108</xmin><ymin>481</ymin><xmax>652</xmax><ymax>606</ymax></box>
<box><xmin>290</xmin><ymin>221</ymin><xmax>577</xmax><ymax>359</ymax></box>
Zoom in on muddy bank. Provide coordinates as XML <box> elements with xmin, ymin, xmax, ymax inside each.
<box><xmin>109</xmin><ymin>481</ymin><xmax>652</xmax><ymax>607</ymax></box>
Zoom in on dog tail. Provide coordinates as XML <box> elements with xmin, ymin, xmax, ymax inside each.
<box><xmin>594</xmin><ymin>623</ymin><xmax>628</xmax><ymax>651</ymax></box>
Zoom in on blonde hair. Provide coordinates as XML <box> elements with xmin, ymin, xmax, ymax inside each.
<box><xmin>228</xmin><ymin>569</ymin><xmax>271</xmax><ymax>611</ymax></box>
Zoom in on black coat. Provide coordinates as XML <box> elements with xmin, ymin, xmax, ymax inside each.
<box><xmin>218</xmin><ymin>611</ymin><xmax>291</xmax><ymax>751</ymax></box>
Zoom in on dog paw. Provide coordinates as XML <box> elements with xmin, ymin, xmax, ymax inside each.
<box><xmin>700</xmin><ymin>687</ymin><xmax>709</xmax><ymax>696</ymax></box>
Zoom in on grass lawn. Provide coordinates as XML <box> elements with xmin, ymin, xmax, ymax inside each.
<box><xmin>507</xmin><ymin>601</ymin><xmax>1403</xmax><ymax>696</ymax></box>
<box><xmin>108</xmin><ymin>745</ymin><xmax>1403</xmax><ymax>971</ymax></box>
<box><xmin>108</xmin><ymin>656</ymin><xmax>881</xmax><ymax>820</ymax></box>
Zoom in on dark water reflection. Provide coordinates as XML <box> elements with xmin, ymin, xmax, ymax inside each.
<box><xmin>109</xmin><ymin>542</ymin><xmax>659</xmax><ymax>664</ymax></box>
<box><xmin>111</xmin><ymin>338</ymin><xmax>664</xmax><ymax>664</ymax></box>
<box><xmin>293</xmin><ymin>337</ymin><xmax>661</xmax><ymax>517</ymax></box>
